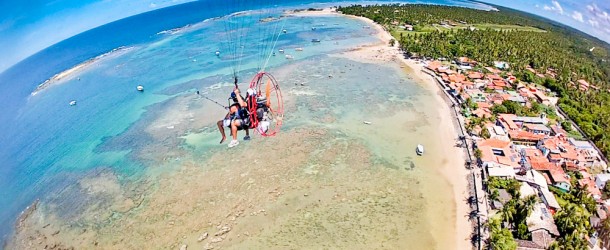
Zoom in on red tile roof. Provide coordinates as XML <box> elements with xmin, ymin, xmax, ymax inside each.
<box><xmin>426</xmin><ymin>61</ymin><xmax>442</xmax><ymax>71</ymax></box>
<box><xmin>468</xmin><ymin>72</ymin><xmax>484</xmax><ymax>79</ymax></box>
<box><xmin>508</xmin><ymin>130</ymin><xmax>545</xmax><ymax>142</ymax></box>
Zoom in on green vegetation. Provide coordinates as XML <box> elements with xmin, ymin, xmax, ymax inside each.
<box><xmin>549</xmin><ymin>203</ymin><xmax>591</xmax><ymax>249</ymax></box>
<box><xmin>338</xmin><ymin>4</ymin><xmax>610</xmax><ymax>159</ymax></box>
<box><xmin>488</xmin><ymin>218</ymin><xmax>517</xmax><ymax>250</ymax></box>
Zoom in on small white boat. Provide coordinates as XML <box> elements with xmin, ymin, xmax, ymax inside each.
<box><xmin>278</xmin><ymin>49</ymin><xmax>285</xmax><ymax>53</ymax></box>
<box><xmin>285</xmin><ymin>55</ymin><xmax>294</xmax><ymax>59</ymax></box>
<box><xmin>416</xmin><ymin>144</ymin><xmax>424</xmax><ymax>156</ymax></box>
<box><xmin>137</xmin><ymin>85</ymin><xmax>144</xmax><ymax>91</ymax></box>
<box><xmin>295</xmin><ymin>48</ymin><xmax>303</xmax><ymax>51</ymax></box>
<box><xmin>363</xmin><ymin>121</ymin><xmax>372</xmax><ymax>125</ymax></box>
<box><xmin>215</xmin><ymin>51</ymin><xmax>220</xmax><ymax>56</ymax></box>
<box><xmin>282</xmin><ymin>29</ymin><xmax>287</xmax><ymax>34</ymax></box>
<box><xmin>69</xmin><ymin>100</ymin><xmax>77</xmax><ymax>106</ymax></box>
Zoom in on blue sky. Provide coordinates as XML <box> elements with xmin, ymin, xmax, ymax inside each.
<box><xmin>0</xmin><ymin>0</ymin><xmax>609</xmax><ymax>74</ymax></box>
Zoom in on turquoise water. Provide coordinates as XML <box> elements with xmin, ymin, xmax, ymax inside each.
<box><xmin>0</xmin><ymin>0</ymin><xmax>494</xmax><ymax>244</ymax></box>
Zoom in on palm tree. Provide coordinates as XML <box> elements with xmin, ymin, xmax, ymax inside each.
<box><xmin>555</xmin><ymin>203</ymin><xmax>588</xmax><ymax>236</ymax></box>
<box><xmin>501</xmin><ymin>200</ymin><xmax>516</xmax><ymax>226</ymax></box>
<box><xmin>489</xmin><ymin>189</ymin><xmax>500</xmax><ymax>202</ymax></box>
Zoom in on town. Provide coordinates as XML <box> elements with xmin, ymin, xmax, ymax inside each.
<box><xmin>421</xmin><ymin>56</ymin><xmax>609</xmax><ymax>249</ymax></box>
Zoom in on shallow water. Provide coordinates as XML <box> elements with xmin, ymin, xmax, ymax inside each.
<box><xmin>3</xmin><ymin>6</ymin><xmax>474</xmax><ymax>249</ymax></box>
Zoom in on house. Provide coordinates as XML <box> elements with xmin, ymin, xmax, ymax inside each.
<box><xmin>516</xmin><ymin>170</ymin><xmax>561</xmax><ymax>213</ymax></box>
<box><xmin>508</xmin><ymin>95</ymin><xmax>527</xmax><ymax>106</ymax></box>
<box><xmin>472</xmin><ymin>108</ymin><xmax>492</xmax><ymax>119</ymax></box>
<box><xmin>516</xmin><ymin>239</ymin><xmax>546</xmax><ymax>250</ymax></box>
<box><xmin>550</xmin><ymin>125</ymin><xmax>567</xmax><ymax>136</ymax></box>
<box><xmin>539</xmin><ymin>187</ymin><xmax>561</xmax><ymax>212</ymax></box>
<box><xmin>494</xmin><ymin>61</ymin><xmax>510</xmax><ymax>69</ymax></box>
<box><xmin>533</xmin><ymin>92</ymin><xmax>550</xmax><ymax>105</ymax></box>
<box><xmin>478</xmin><ymin>138</ymin><xmax>520</xmax><ymax>176</ymax></box>
<box><xmin>468</xmin><ymin>72</ymin><xmax>484</xmax><ymax>80</ymax></box>
<box><xmin>404</xmin><ymin>24</ymin><xmax>414</xmax><ymax>31</ymax></box>
<box><xmin>595</xmin><ymin>174</ymin><xmax>610</xmax><ymax>189</ymax></box>
<box><xmin>509</xmin><ymin>130</ymin><xmax>545</xmax><ymax>146</ymax></box>
<box><xmin>526</xmin><ymin>203</ymin><xmax>559</xmax><ymax>248</ymax></box>
<box><xmin>538</xmin><ymin>137</ymin><xmax>580</xmax><ymax>165</ymax></box>
<box><xmin>488</xmin><ymin>125</ymin><xmax>509</xmax><ymax>140</ymax></box>
<box><xmin>497</xmin><ymin>114</ymin><xmax>520</xmax><ymax>131</ymax></box>
<box><xmin>457</xmin><ymin>57</ymin><xmax>477</xmax><ymax>67</ymax></box>
<box><xmin>523</xmin><ymin>123</ymin><xmax>551</xmax><ymax>135</ymax></box>
<box><xmin>425</xmin><ymin>61</ymin><xmax>442</xmax><ymax>71</ymax></box>
<box><xmin>530</xmin><ymin>160</ymin><xmax>571</xmax><ymax>191</ymax></box>
<box><xmin>513</xmin><ymin>115</ymin><xmax>548</xmax><ymax>126</ymax></box>
<box><xmin>579</xmin><ymin>171</ymin><xmax>602</xmax><ymax>200</ymax></box>
<box><xmin>569</xmin><ymin>138</ymin><xmax>595</xmax><ymax>150</ymax></box>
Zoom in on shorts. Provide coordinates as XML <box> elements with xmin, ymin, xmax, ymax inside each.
<box><xmin>224</xmin><ymin>118</ymin><xmax>249</xmax><ymax>129</ymax></box>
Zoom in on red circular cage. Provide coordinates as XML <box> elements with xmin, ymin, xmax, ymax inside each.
<box><xmin>247</xmin><ymin>72</ymin><xmax>283</xmax><ymax>137</ymax></box>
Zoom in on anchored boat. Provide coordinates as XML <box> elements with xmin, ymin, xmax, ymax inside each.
<box><xmin>416</xmin><ymin>144</ymin><xmax>424</xmax><ymax>156</ymax></box>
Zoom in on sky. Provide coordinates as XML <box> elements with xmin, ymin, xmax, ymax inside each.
<box><xmin>0</xmin><ymin>0</ymin><xmax>609</xmax><ymax>74</ymax></box>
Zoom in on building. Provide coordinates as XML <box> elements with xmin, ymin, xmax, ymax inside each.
<box><xmin>478</xmin><ymin>139</ymin><xmax>520</xmax><ymax>177</ymax></box>
<box><xmin>509</xmin><ymin>130</ymin><xmax>545</xmax><ymax>146</ymax></box>
<box><xmin>523</xmin><ymin>123</ymin><xmax>551</xmax><ymax>135</ymax></box>
<box><xmin>595</xmin><ymin>174</ymin><xmax>610</xmax><ymax>189</ymax></box>
<box><xmin>526</xmin><ymin>203</ymin><xmax>559</xmax><ymax>248</ymax></box>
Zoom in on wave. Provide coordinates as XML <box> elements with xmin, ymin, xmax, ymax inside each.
<box><xmin>156</xmin><ymin>24</ymin><xmax>193</xmax><ymax>35</ymax></box>
<box><xmin>30</xmin><ymin>46</ymin><xmax>134</xmax><ymax>96</ymax></box>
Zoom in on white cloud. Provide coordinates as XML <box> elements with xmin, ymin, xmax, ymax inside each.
<box><xmin>542</xmin><ymin>0</ymin><xmax>564</xmax><ymax>15</ymax></box>
<box><xmin>571</xmin><ymin>11</ymin><xmax>583</xmax><ymax>23</ymax></box>
<box><xmin>588</xmin><ymin>18</ymin><xmax>600</xmax><ymax>27</ymax></box>
<box><xmin>552</xmin><ymin>0</ymin><xmax>563</xmax><ymax>14</ymax></box>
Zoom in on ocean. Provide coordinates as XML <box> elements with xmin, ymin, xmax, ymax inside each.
<box><xmin>0</xmin><ymin>0</ymin><xmax>492</xmax><ymax>246</ymax></box>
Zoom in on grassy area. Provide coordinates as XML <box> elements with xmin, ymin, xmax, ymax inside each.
<box><xmin>388</xmin><ymin>23</ymin><xmax>545</xmax><ymax>38</ymax></box>
<box><xmin>472</xmin><ymin>24</ymin><xmax>546</xmax><ymax>32</ymax></box>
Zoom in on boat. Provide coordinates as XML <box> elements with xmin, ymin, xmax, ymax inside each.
<box><xmin>137</xmin><ymin>85</ymin><xmax>144</xmax><ymax>91</ymax></box>
<box><xmin>282</xmin><ymin>29</ymin><xmax>287</xmax><ymax>34</ymax></box>
<box><xmin>311</xmin><ymin>39</ymin><xmax>321</xmax><ymax>43</ymax></box>
<box><xmin>363</xmin><ymin>121</ymin><xmax>372</xmax><ymax>125</ymax></box>
<box><xmin>69</xmin><ymin>100</ymin><xmax>77</xmax><ymax>106</ymax></box>
<box><xmin>295</xmin><ymin>48</ymin><xmax>303</xmax><ymax>51</ymax></box>
<box><xmin>278</xmin><ymin>49</ymin><xmax>285</xmax><ymax>53</ymax></box>
<box><xmin>311</xmin><ymin>27</ymin><xmax>317</xmax><ymax>31</ymax></box>
<box><xmin>285</xmin><ymin>55</ymin><xmax>294</xmax><ymax>59</ymax></box>
<box><xmin>416</xmin><ymin>144</ymin><xmax>424</xmax><ymax>156</ymax></box>
<box><xmin>215</xmin><ymin>51</ymin><xmax>220</xmax><ymax>56</ymax></box>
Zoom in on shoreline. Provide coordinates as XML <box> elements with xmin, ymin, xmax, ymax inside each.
<box><xmin>30</xmin><ymin>46</ymin><xmax>134</xmax><ymax>96</ymax></box>
<box><xmin>297</xmin><ymin>7</ymin><xmax>474</xmax><ymax>249</ymax></box>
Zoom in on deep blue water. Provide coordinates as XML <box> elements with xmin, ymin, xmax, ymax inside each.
<box><xmin>0</xmin><ymin>0</ymin><xmax>493</xmax><ymax>244</ymax></box>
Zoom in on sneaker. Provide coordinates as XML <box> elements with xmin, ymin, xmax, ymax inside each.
<box><xmin>243</xmin><ymin>135</ymin><xmax>251</xmax><ymax>140</ymax></box>
<box><xmin>228</xmin><ymin>140</ymin><xmax>239</xmax><ymax>148</ymax></box>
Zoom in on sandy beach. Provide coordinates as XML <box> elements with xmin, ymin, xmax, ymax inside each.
<box><xmin>8</xmin><ymin>8</ymin><xmax>473</xmax><ymax>250</ymax></box>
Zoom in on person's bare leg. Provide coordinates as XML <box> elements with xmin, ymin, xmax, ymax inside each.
<box><xmin>231</xmin><ymin>120</ymin><xmax>241</xmax><ymax>140</ymax></box>
<box><xmin>217</xmin><ymin>120</ymin><xmax>226</xmax><ymax>144</ymax></box>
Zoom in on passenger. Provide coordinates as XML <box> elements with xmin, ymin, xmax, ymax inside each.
<box><xmin>216</xmin><ymin>88</ymin><xmax>250</xmax><ymax>147</ymax></box>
